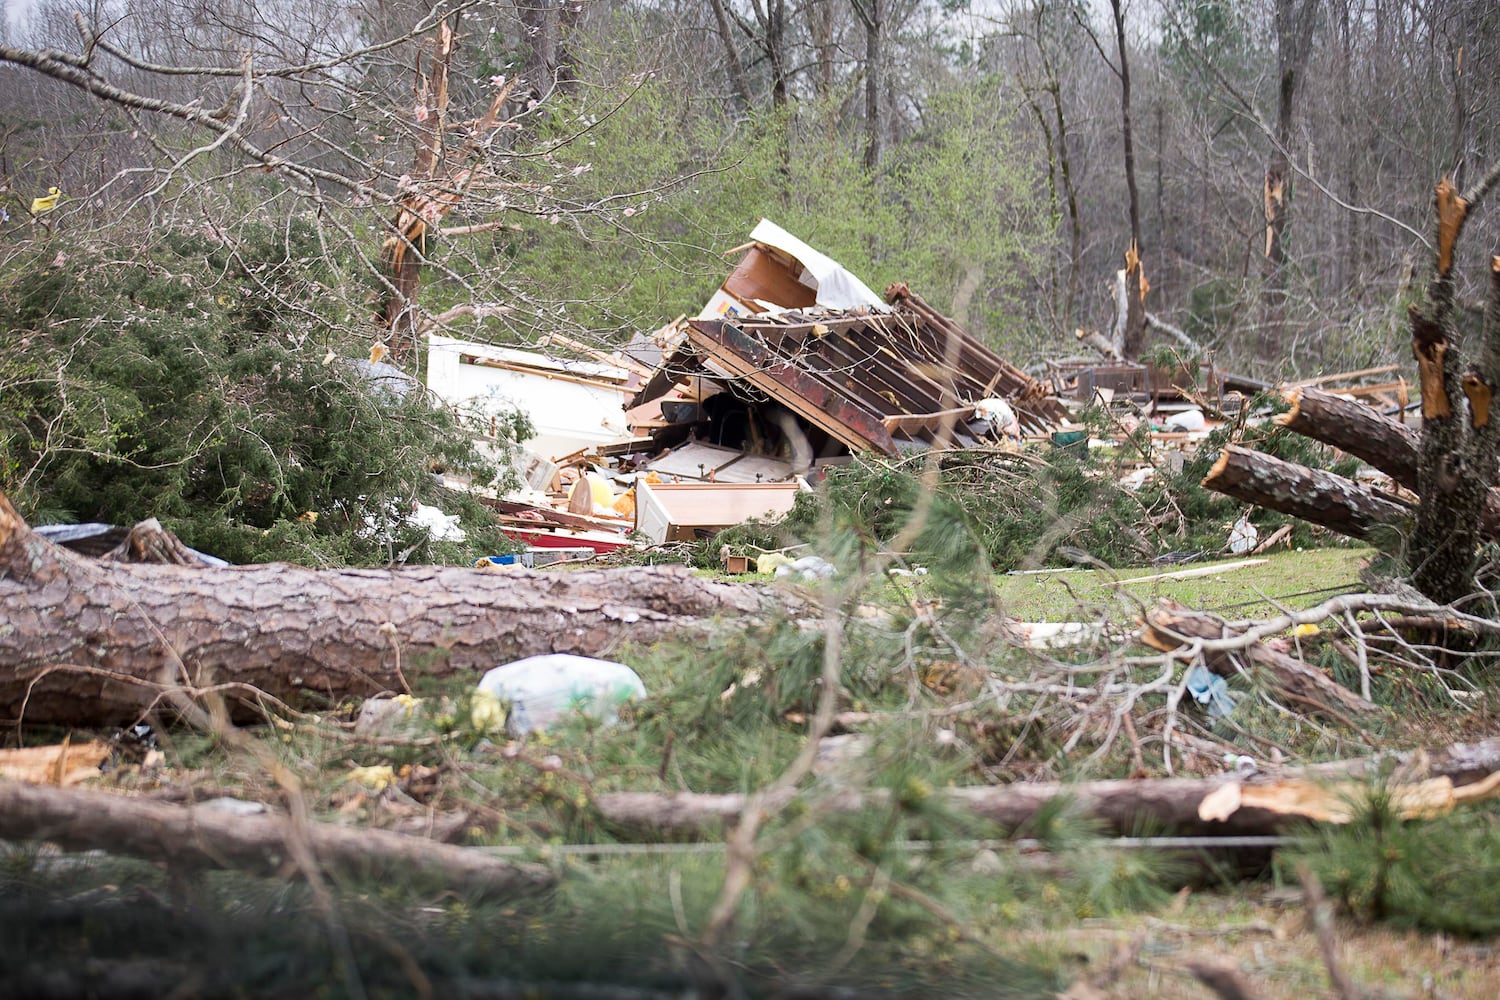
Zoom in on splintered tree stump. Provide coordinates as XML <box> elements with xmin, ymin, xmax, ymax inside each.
<box><xmin>1202</xmin><ymin>445</ymin><xmax>1411</xmax><ymax>542</ymax></box>
<box><xmin>0</xmin><ymin>495</ymin><xmax>787</xmax><ymax>727</ymax></box>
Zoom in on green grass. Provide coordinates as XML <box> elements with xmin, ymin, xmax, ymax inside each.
<box><xmin>993</xmin><ymin>547</ymin><xmax>1373</xmax><ymax>622</ymax></box>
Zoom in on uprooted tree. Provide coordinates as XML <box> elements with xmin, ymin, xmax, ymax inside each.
<box><xmin>1205</xmin><ymin>167</ymin><xmax>1500</xmax><ymax>605</ymax></box>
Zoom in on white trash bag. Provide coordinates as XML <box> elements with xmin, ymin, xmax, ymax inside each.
<box><xmin>1228</xmin><ymin>515</ymin><xmax>1259</xmax><ymax>555</ymax></box>
<box><xmin>477</xmin><ymin>654</ymin><xmax>647</xmax><ymax>736</ymax></box>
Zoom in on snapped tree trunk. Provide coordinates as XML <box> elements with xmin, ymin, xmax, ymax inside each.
<box><xmin>1277</xmin><ymin>385</ymin><xmax>1500</xmax><ymax>536</ymax></box>
<box><xmin>1108</xmin><ymin>0</ymin><xmax>1146</xmax><ymax>358</ymax></box>
<box><xmin>1408</xmin><ymin>169</ymin><xmax>1500</xmax><ymax>603</ymax></box>
<box><xmin>0</xmin><ymin>495</ymin><xmax>784</xmax><ymax>727</ymax></box>
<box><xmin>595</xmin><ymin>737</ymin><xmax>1500</xmax><ymax>838</ymax></box>
<box><xmin>1201</xmin><ymin>445</ymin><xmax>1411</xmax><ymax>542</ymax></box>
<box><xmin>0</xmin><ymin>781</ymin><xmax>552</xmax><ymax>901</ymax></box>
<box><xmin>378</xmin><ymin>18</ymin><xmax>512</xmax><ymax>361</ymax></box>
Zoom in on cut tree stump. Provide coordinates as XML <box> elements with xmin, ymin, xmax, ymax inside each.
<box><xmin>0</xmin><ymin>781</ymin><xmax>553</xmax><ymax>900</ymax></box>
<box><xmin>0</xmin><ymin>494</ymin><xmax>789</xmax><ymax>727</ymax></box>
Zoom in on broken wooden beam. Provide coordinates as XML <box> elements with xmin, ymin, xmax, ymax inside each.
<box><xmin>1201</xmin><ymin>445</ymin><xmax>1411</xmax><ymax>542</ymax></box>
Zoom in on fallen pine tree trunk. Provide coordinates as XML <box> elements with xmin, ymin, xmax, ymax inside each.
<box><xmin>0</xmin><ymin>780</ymin><xmax>552</xmax><ymax>900</ymax></box>
<box><xmin>1277</xmin><ymin>386</ymin><xmax>1500</xmax><ymax>535</ymax></box>
<box><xmin>1201</xmin><ymin>445</ymin><xmax>1411</xmax><ymax>542</ymax></box>
<box><xmin>1277</xmin><ymin>386</ymin><xmax>1422</xmax><ymax>486</ymax></box>
<box><xmin>0</xmin><ymin>494</ymin><xmax>786</xmax><ymax>727</ymax></box>
<box><xmin>1140</xmin><ymin>600</ymin><xmax>1380</xmax><ymax>720</ymax></box>
<box><xmin>595</xmin><ymin>737</ymin><xmax>1500</xmax><ymax>837</ymax></box>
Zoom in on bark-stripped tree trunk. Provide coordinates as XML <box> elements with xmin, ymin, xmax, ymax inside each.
<box><xmin>0</xmin><ymin>495</ymin><xmax>782</xmax><ymax>727</ymax></box>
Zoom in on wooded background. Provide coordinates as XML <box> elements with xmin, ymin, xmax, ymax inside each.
<box><xmin>3</xmin><ymin>0</ymin><xmax>1495</xmax><ymax>370</ymax></box>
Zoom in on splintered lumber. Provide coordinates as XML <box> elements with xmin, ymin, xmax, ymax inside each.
<box><xmin>0</xmin><ymin>781</ymin><xmax>552</xmax><ymax>900</ymax></box>
<box><xmin>0</xmin><ymin>739</ymin><xmax>113</xmax><ymax>786</ymax></box>
<box><xmin>1141</xmin><ymin>600</ymin><xmax>1379</xmax><ymax>718</ymax></box>
<box><xmin>595</xmin><ymin>737</ymin><xmax>1500</xmax><ymax>837</ymax></box>
<box><xmin>0</xmin><ymin>494</ymin><xmax>786</xmax><ymax>727</ymax></box>
<box><xmin>1201</xmin><ymin>445</ymin><xmax>1410</xmax><ymax>541</ymax></box>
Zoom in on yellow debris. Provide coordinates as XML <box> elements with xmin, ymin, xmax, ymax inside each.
<box><xmin>30</xmin><ymin>187</ymin><xmax>61</xmax><ymax>214</ymax></box>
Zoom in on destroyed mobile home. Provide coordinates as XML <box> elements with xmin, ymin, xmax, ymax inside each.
<box><xmin>425</xmin><ymin>221</ymin><xmax>1076</xmax><ymax>556</ymax></box>
<box><xmin>421</xmin><ymin>220</ymin><xmax>1416</xmax><ymax>563</ymax></box>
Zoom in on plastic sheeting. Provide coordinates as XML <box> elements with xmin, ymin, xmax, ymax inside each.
<box><xmin>745</xmin><ymin>219</ymin><xmax>889</xmax><ymax>312</ymax></box>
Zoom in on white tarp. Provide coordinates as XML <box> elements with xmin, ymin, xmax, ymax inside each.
<box><xmin>746</xmin><ymin>219</ymin><xmax>888</xmax><ymax>311</ymax></box>
<box><xmin>698</xmin><ymin>220</ymin><xmax>890</xmax><ymax>319</ymax></box>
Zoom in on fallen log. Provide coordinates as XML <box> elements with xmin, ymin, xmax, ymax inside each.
<box><xmin>1277</xmin><ymin>386</ymin><xmax>1500</xmax><ymax>535</ymax></box>
<box><xmin>595</xmin><ymin>737</ymin><xmax>1500</xmax><ymax>837</ymax></box>
<box><xmin>1201</xmin><ymin>445</ymin><xmax>1411</xmax><ymax>542</ymax></box>
<box><xmin>0</xmin><ymin>494</ymin><xmax>786</xmax><ymax>727</ymax></box>
<box><xmin>0</xmin><ymin>780</ymin><xmax>552</xmax><ymax>900</ymax></box>
<box><xmin>1141</xmin><ymin>600</ymin><xmax>1380</xmax><ymax>719</ymax></box>
<box><xmin>1277</xmin><ymin>387</ymin><xmax>1421</xmax><ymax>486</ymax></box>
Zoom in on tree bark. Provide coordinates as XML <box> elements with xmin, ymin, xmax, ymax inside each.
<box><xmin>0</xmin><ymin>495</ymin><xmax>782</xmax><ymax>727</ymax></box>
<box><xmin>853</xmin><ymin>0</ymin><xmax>886</xmax><ymax>170</ymax></box>
<box><xmin>1258</xmin><ymin>0</ymin><xmax>1319</xmax><ymax>361</ymax></box>
<box><xmin>0</xmin><ymin>781</ymin><xmax>552</xmax><ymax>900</ymax></box>
<box><xmin>1277</xmin><ymin>387</ymin><xmax>1422</xmax><ymax>487</ymax></box>
<box><xmin>1265</xmin><ymin>386</ymin><xmax>1500</xmax><ymax>537</ymax></box>
<box><xmin>1201</xmin><ymin>445</ymin><xmax>1411</xmax><ymax>542</ymax></box>
<box><xmin>707</xmin><ymin>0</ymin><xmax>755</xmax><ymax>108</ymax></box>
<box><xmin>1408</xmin><ymin>169</ymin><xmax>1500</xmax><ymax>603</ymax></box>
<box><xmin>595</xmin><ymin>736</ymin><xmax>1500</xmax><ymax>837</ymax></box>
<box><xmin>1109</xmin><ymin>0</ymin><xmax>1146</xmax><ymax>358</ymax></box>
<box><xmin>1140</xmin><ymin>600</ymin><xmax>1380</xmax><ymax>719</ymax></box>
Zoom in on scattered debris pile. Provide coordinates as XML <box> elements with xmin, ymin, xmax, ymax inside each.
<box><xmin>431</xmin><ymin>220</ymin><xmax>1074</xmax><ymax>558</ymax></box>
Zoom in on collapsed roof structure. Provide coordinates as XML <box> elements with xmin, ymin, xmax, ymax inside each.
<box><xmin>428</xmin><ymin>219</ymin><xmax>1072</xmax><ymax>551</ymax></box>
<box><xmin>625</xmin><ymin>221</ymin><xmax>1067</xmax><ymax>473</ymax></box>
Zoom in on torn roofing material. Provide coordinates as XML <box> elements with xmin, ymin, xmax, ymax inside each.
<box><xmin>635</xmin><ymin>286</ymin><xmax>1065</xmax><ymax>457</ymax></box>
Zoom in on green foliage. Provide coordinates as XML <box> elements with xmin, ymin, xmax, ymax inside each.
<box><xmin>1294</xmin><ymin>797</ymin><xmax>1500</xmax><ymax>936</ymax></box>
<box><xmin>497</xmin><ymin>74</ymin><xmax>1045</xmax><ymax>352</ymax></box>
<box><xmin>0</xmin><ymin>225</ymin><xmax>519</xmax><ymax>565</ymax></box>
